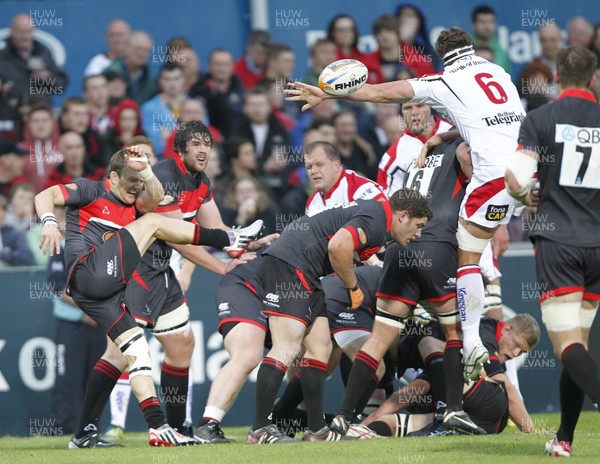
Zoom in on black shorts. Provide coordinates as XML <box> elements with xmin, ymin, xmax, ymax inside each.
<box><xmin>216</xmin><ymin>273</ymin><xmax>268</xmax><ymax>338</ymax></box>
<box><xmin>534</xmin><ymin>237</ymin><xmax>600</xmax><ymax>302</ymax></box>
<box><xmin>377</xmin><ymin>241</ymin><xmax>457</xmax><ymax>306</ymax></box>
<box><xmin>326</xmin><ymin>290</ymin><xmax>374</xmax><ymax>335</ymax></box>
<box><xmin>124</xmin><ymin>265</ymin><xmax>186</xmax><ymax>328</ymax></box>
<box><xmin>464</xmin><ymin>378</ymin><xmax>509</xmax><ymax>434</ymax></box>
<box><xmin>69</xmin><ymin>229</ymin><xmax>141</xmax><ymax>339</ymax></box>
<box><xmin>259</xmin><ymin>255</ymin><xmax>325</xmax><ymax>326</ymax></box>
<box><xmin>396</xmin><ymin>320</ymin><xmax>445</xmax><ymax>378</ymax></box>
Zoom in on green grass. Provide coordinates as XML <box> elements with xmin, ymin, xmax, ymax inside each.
<box><xmin>1</xmin><ymin>413</ymin><xmax>599</xmax><ymax>464</ymax></box>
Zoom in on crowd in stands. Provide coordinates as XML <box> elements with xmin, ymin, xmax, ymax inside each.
<box><xmin>1</xmin><ymin>5</ymin><xmax>600</xmax><ymax>267</ymax></box>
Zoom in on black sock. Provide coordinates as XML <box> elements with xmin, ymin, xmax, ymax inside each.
<box><xmin>354</xmin><ymin>375</ymin><xmax>378</xmax><ymax>419</ymax></box>
<box><xmin>76</xmin><ymin>359</ymin><xmax>121</xmax><ymax>437</ymax></box>
<box><xmin>140</xmin><ymin>397</ymin><xmax>167</xmax><ymax>429</ymax></box>
<box><xmin>337</xmin><ymin>350</ymin><xmax>379</xmax><ymax>421</ymax></box>
<box><xmin>444</xmin><ymin>340</ymin><xmax>463</xmax><ymax>412</ymax></box>
<box><xmin>368</xmin><ymin>420</ymin><xmax>393</xmax><ymax>437</ymax></box>
<box><xmin>424</xmin><ymin>351</ymin><xmax>446</xmax><ymax>414</ymax></box>
<box><xmin>299</xmin><ymin>358</ymin><xmax>327</xmax><ymax>432</ymax></box>
<box><xmin>561</xmin><ymin>343</ymin><xmax>600</xmax><ymax>405</ymax></box>
<box><xmin>557</xmin><ymin>368</ymin><xmax>584</xmax><ymax>444</ymax></box>
<box><xmin>273</xmin><ymin>374</ymin><xmax>304</xmax><ymax>422</ymax></box>
<box><xmin>192</xmin><ymin>225</ymin><xmax>230</xmax><ymax>248</ymax></box>
<box><xmin>161</xmin><ymin>362</ymin><xmax>189</xmax><ymax>431</ymax></box>
<box><xmin>339</xmin><ymin>353</ymin><xmax>353</xmax><ymax>387</ymax></box>
<box><xmin>253</xmin><ymin>357</ymin><xmax>287</xmax><ymax>430</ymax></box>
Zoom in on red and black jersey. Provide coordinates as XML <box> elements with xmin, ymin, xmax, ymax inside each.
<box><xmin>262</xmin><ymin>198</ymin><xmax>392</xmax><ymax>285</ymax></box>
<box><xmin>140</xmin><ymin>155</ymin><xmax>213</xmax><ymax>271</ymax></box>
<box><xmin>519</xmin><ymin>89</ymin><xmax>600</xmax><ymax>246</ymax></box>
<box><xmin>62</xmin><ymin>178</ymin><xmax>139</xmax><ymax>277</ymax></box>
<box><xmin>480</xmin><ymin>317</ymin><xmax>505</xmax><ymax>378</ymax></box>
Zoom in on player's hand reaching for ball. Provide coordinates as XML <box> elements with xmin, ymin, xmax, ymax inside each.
<box><xmin>124</xmin><ymin>145</ymin><xmax>150</xmax><ymax>172</ymax></box>
<box><xmin>285</xmin><ymin>81</ymin><xmax>328</xmax><ymax>112</ymax></box>
<box><xmin>348</xmin><ymin>282</ymin><xmax>365</xmax><ymax>310</ymax></box>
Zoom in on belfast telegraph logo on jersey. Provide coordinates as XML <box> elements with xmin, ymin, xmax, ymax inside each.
<box><xmin>481</xmin><ymin>111</ymin><xmax>525</xmax><ymax>127</ymax></box>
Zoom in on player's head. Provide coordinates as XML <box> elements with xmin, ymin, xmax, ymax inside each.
<box><xmin>304</xmin><ymin>141</ymin><xmax>342</xmax><ymax>193</ymax></box>
<box><xmin>125</xmin><ymin>135</ymin><xmax>157</xmax><ymax>166</ymax></box>
<box><xmin>498</xmin><ymin>313</ymin><xmax>541</xmax><ymax>362</ymax></box>
<box><xmin>174</xmin><ymin>120</ymin><xmax>213</xmax><ymax>174</ymax></box>
<box><xmin>107</xmin><ymin>149</ymin><xmax>144</xmax><ymax>205</ymax></box>
<box><xmin>435</xmin><ymin>27</ymin><xmax>474</xmax><ymax>67</ymax></box>
<box><xmin>402</xmin><ymin>102</ymin><xmax>432</xmax><ymax>136</ymax></box>
<box><xmin>388</xmin><ymin>188</ymin><xmax>433</xmax><ymax>245</ymax></box>
<box><xmin>555</xmin><ymin>45</ymin><xmax>598</xmax><ymax>91</ymax></box>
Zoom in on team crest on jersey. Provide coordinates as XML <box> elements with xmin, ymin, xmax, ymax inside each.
<box><xmin>485</xmin><ymin>204</ymin><xmax>508</xmax><ymax>221</ymax></box>
<box><xmin>102</xmin><ymin>231</ymin><xmax>115</xmax><ymax>242</ymax></box>
<box><xmin>357</xmin><ymin>228</ymin><xmax>367</xmax><ymax>245</ymax></box>
<box><xmin>102</xmin><ymin>206</ymin><xmax>110</xmax><ymax>215</ymax></box>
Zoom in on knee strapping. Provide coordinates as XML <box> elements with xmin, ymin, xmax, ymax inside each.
<box><xmin>456</xmin><ymin>223</ymin><xmax>489</xmax><ymax>253</ymax></box>
<box><xmin>118</xmin><ymin>331</ymin><xmax>152</xmax><ymax>378</ymax></box>
<box><xmin>542</xmin><ymin>302</ymin><xmax>580</xmax><ymax>332</ymax></box>
<box><xmin>438</xmin><ymin>310</ymin><xmax>461</xmax><ymax>326</ymax></box>
<box><xmin>375</xmin><ymin>307</ymin><xmax>406</xmax><ymax>330</ymax></box>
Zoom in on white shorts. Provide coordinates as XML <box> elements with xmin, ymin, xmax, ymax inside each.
<box><xmin>479</xmin><ymin>242</ymin><xmax>502</xmax><ymax>281</ymax></box>
<box><xmin>459</xmin><ymin>166</ymin><xmax>521</xmax><ymax>228</ymax></box>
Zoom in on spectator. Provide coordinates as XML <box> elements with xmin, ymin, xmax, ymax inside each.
<box><xmin>533</xmin><ymin>23</ymin><xmax>562</xmax><ymax>97</ymax></box>
<box><xmin>264</xmin><ymin>43</ymin><xmax>295</xmax><ymax>82</ymax></box>
<box><xmin>359</xmin><ymin>102</ymin><xmax>402</xmax><ymax>157</ymax></box>
<box><xmin>327</xmin><ymin>14</ymin><xmax>384</xmax><ymax>84</ymax></box>
<box><xmin>205</xmin><ymin>144</ymin><xmax>225</xmax><ymax>207</ymax></box>
<box><xmin>172</xmin><ymin>47</ymin><xmax>202</xmax><ymax>94</ymax></box>
<box><xmin>84</xmin><ymin>20</ymin><xmax>131</xmax><ymax>77</ymax></box>
<box><xmin>290</xmin><ymin>98</ymin><xmax>337</xmax><ymax>150</ymax></box>
<box><xmin>20</xmin><ymin>103</ymin><xmax>61</xmax><ymax>192</ymax></box>
<box><xmin>262</xmin><ymin>79</ymin><xmax>295</xmax><ymax>133</ymax></box>
<box><xmin>0</xmin><ymin>13</ymin><xmax>68</xmax><ymax>104</ymax></box>
<box><xmin>0</xmin><ymin>75</ymin><xmax>21</xmax><ymax>142</ymax></box>
<box><xmin>48</xmin><ymin>206</ymin><xmax>106</xmax><ymax>433</ymax></box>
<box><xmin>84</xmin><ymin>75</ymin><xmax>112</xmax><ymax>136</ymax></box>
<box><xmin>332</xmin><ymin>110</ymin><xmax>377</xmax><ymax>180</ymax></box>
<box><xmin>395</xmin><ymin>4</ymin><xmax>438</xmax><ymax>75</ymax></box>
<box><xmin>59</xmin><ymin>97</ymin><xmax>103</xmax><ymax>168</ymax></box>
<box><xmin>232</xmin><ymin>86</ymin><xmax>291</xmax><ymax>185</ymax></box>
<box><xmin>100</xmin><ymin>99</ymin><xmax>144</xmax><ymax>163</ymax></box>
<box><xmin>0</xmin><ymin>193</ymin><xmax>34</xmax><ymax>267</ymax></box>
<box><xmin>162</xmin><ymin>98</ymin><xmax>222</xmax><ymax>159</ymax></box>
<box><xmin>104</xmin><ymin>31</ymin><xmax>156</xmax><ymax>104</ymax></box>
<box><xmin>124</xmin><ymin>135</ymin><xmax>157</xmax><ymax>166</ymax></box>
<box><xmin>0</xmin><ymin>138</ymin><xmax>27</xmax><ymax>197</ymax></box>
<box><xmin>370</xmin><ymin>15</ymin><xmax>404</xmax><ymax>82</ymax></box>
<box><xmin>221</xmin><ymin>137</ymin><xmax>258</xmax><ymax>189</ymax></box>
<box><xmin>471</xmin><ymin>5</ymin><xmax>511</xmax><ymax>74</ymax></box>
<box><xmin>234</xmin><ymin>30</ymin><xmax>271</xmax><ymax>89</ymax></box>
<box><xmin>302</xmin><ymin>39</ymin><xmax>337</xmax><ymax>87</ymax></box>
<box><xmin>519</xmin><ymin>62</ymin><xmax>553</xmax><ymax>112</ymax></box>
<box><xmin>567</xmin><ymin>16</ymin><xmax>593</xmax><ymax>47</ymax></box>
<box><xmin>190</xmin><ymin>48</ymin><xmax>244</xmax><ymax>137</ymax></box>
<box><xmin>44</xmin><ymin>132</ymin><xmax>105</xmax><ymax>190</ymax></box>
<box><xmin>474</xmin><ymin>44</ymin><xmax>495</xmax><ymax>63</ymax></box>
<box><xmin>103</xmin><ymin>70</ymin><xmax>128</xmax><ymax>107</ymax></box>
<box><xmin>141</xmin><ymin>63</ymin><xmax>187</xmax><ymax>158</ymax></box>
<box><xmin>5</xmin><ymin>182</ymin><xmax>35</xmax><ymax>231</ymax></box>
<box><xmin>221</xmin><ymin>175</ymin><xmax>280</xmax><ymax>235</ymax></box>
<box><xmin>592</xmin><ymin>23</ymin><xmax>600</xmax><ymax>63</ymax></box>
<box><xmin>591</xmin><ymin>66</ymin><xmax>600</xmax><ymax>100</ymax></box>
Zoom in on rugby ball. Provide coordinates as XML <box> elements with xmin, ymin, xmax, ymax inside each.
<box><xmin>318</xmin><ymin>59</ymin><xmax>369</xmax><ymax>96</ymax></box>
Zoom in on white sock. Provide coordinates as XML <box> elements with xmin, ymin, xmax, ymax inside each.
<box><xmin>185</xmin><ymin>365</ymin><xmax>193</xmax><ymax>425</ymax></box>
<box><xmin>110</xmin><ymin>375</ymin><xmax>132</xmax><ymax>429</ymax></box>
<box><xmin>505</xmin><ymin>358</ymin><xmax>521</xmax><ymax>398</ymax></box>
<box><xmin>457</xmin><ymin>265</ymin><xmax>485</xmax><ymax>353</ymax></box>
<box><xmin>202</xmin><ymin>406</ymin><xmax>226</xmax><ymax>423</ymax></box>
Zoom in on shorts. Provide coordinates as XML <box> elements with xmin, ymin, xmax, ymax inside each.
<box><xmin>464</xmin><ymin>378</ymin><xmax>509</xmax><ymax>434</ymax></box>
<box><xmin>534</xmin><ymin>237</ymin><xmax>600</xmax><ymax>302</ymax></box>
<box><xmin>124</xmin><ymin>265</ymin><xmax>186</xmax><ymax>330</ymax></box>
<box><xmin>325</xmin><ymin>279</ymin><xmax>374</xmax><ymax>335</ymax></box>
<box><xmin>216</xmin><ymin>272</ymin><xmax>268</xmax><ymax>337</ymax></box>
<box><xmin>396</xmin><ymin>320</ymin><xmax>444</xmax><ymax>379</ymax></box>
<box><xmin>377</xmin><ymin>241</ymin><xmax>457</xmax><ymax>306</ymax></box>
<box><xmin>460</xmin><ymin>166</ymin><xmax>522</xmax><ymax>228</ymax></box>
<box><xmin>68</xmin><ymin>229</ymin><xmax>141</xmax><ymax>339</ymax></box>
<box><xmin>259</xmin><ymin>255</ymin><xmax>325</xmax><ymax>326</ymax></box>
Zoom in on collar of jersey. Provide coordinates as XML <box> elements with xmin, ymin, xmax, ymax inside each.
<box><xmin>173</xmin><ymin>154</ymin><xmax>188</xmax><ymax>174</ymax></box>
<box><xmin>558</xmin><ymin>88</ymin><xmax>597</xmax><ymax>103</ymax></box>
<box><xmin>495</xmin><ymin>320</ymin><xmax>505</xmax><ymax>342</ymax></box>
<box><xmin>321</xmin><ymin>169</ymin><xmax>347</xmax><ymax>200</ymax></box>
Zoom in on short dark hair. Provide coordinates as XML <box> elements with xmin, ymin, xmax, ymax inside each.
<box><xmin>223</xmin><ymin>136</ymin><xmax>254</xmax><ymax>161</ymax></box>
<box><xmin>267</xmin><ymin>43</ymin><xmax>293</xmax><ymax>61</ymax></box>
<box><xmin>389</xmin><ymin>188</ymin><xmax>433</xmax><ymax>221</ymax></box>
<box><xmin>435</xmin><ymin>28</ymin><xmax>474</xmax><ymax>61</ymax></box>
<box><xmin>304</xmin><ymin>141</ymin><xmax>340</xmax><ymax>162</ymax></box>
<box><xmin>243</xmin><ymin>85</ymin><xmax>269</xmax><ymax>104</ymax></box>
<box><xmin>28</xmin><ymin>103</ymin><xmax>53</xmax><ymax>118</ymax></box>
<box><xmin>107</xmin><ymin>149</ymin><xmax>129</xmax><ymax>178</ymax></box>
<box><xmin>174</xmin><ymin>120</ymin><xmax>213</xmax><ymax>154</ymax></box>
<box><xmin>373</xmin><ymin>15</ymin><xmax>398</xmax><ymax>36</ymax></box>
<box><xmin>125</xmin><ymin>135</ymin><xmax>155</xmax><ymax>155</ymax></box>
<box><xmin>310</xmin><ymin>38</ymin><xmax>335</xmax><ymax>57</ymax></box>
<box><xmin>556</xmin><ymin>45</ymin><xmax>598</xmax><ymax>88</ymax></box>
<box><xmin>83</xmin><ymin>74</ymin><xmax>107</xmax><ymax>92</ymax></box>
<box><xmin>247</xmin><ymin>30</ymin><xmax>270</xmax><ymax>47</ymax></box>
<box><xmin>61</xmin><ymin>97</ymin><xmax>86</xmax><ymax>113</ymax></box>
<box><xmin>472</xmin><ymin>5</ymin><xmax>496</xmax><ymax>23</ymax></box>
<box><xmin>159</xmin><ymin>62</ymin><xmax>184</xmax><ymax>77</ymax></box>
<box><xmin>208</xmin><ymin>47</ymin><xmax>233</xmax><ymax>61</ymax></box>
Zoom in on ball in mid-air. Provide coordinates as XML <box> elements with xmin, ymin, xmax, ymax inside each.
<box><xmin>318</xmin><ymin>59</ymin><xmax>369</xmax><ymax>96</ymax></box>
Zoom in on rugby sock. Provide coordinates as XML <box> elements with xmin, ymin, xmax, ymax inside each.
<box><xmin>253</xmin><ymin>357</ymin><xmax>288</xmax><ymax>430</ymax></box>
<box><xmin>424</xmin><ymin>351</ymin><xmax>446</xmax><ymax>409</ymax></box>
<box><xmin>368</xmin><ymin>421</ymin><xmax>393</xmax><ymax>437</ymax></box>
<box><xmin>192</xmin><ymin>225</ymin><xmax>229</xmax><ymax>249</ymax></box>
<box><xmin>444</xmin><ymin>340</ymin><xmax>464</xmax><ymax>412</ymax></box>
<box><xmin>140</xmin><ymin>397</ymin><xmax>167</xmax><ymax>429</ymax></box>
<box><xmin>339</xmin><ymin>353</ymin><xmax>353</xmax><ymax>386</ymax></box>
<box><xmin>337</xmin><ymin>350</ymin><xmax>379</xmax><ymax>421</ymax></box>
<box><xmin>457</xmin><ymin>265</ymin><xmax>485</xmax><ymax>353</ymax></box>
<box><xmin>354</xmin><ymin>375</ymin><xmax>378</xmax><ymax>418</ymax></box>
<box><xmin>561</xmin><ymin>343</ymin><xmax>600</xmax><ymax>406</ymax></box>
<box><xmin>185</xmin><ymin>365</ymin><xmax>193</xmax><ymax>426</ymax></box>
<box><xmin>109</xmin><ymin>372</ymin><xmax>131</xmax><ymax>429</ymax></box>
<box><xmin>299</xmin><ymin>358</ymin><xmax>328</xmax><ymax>432</ymax></box>
<box><xmin>161</xmin><ymin>362</ymin><xmax>189</xmax><ymax>430</ymax></box>
<box><xmin>76</xmin><ymin>359</ymin><xmax>121</xmax><ymax>437</ymax></box>
<box><xmin>557</xmin><ymin>368</ymin><xmax>584</xmax><ymax>443</ymax></box>
<box><xmin>199</xmin><ymin>406</ymin><xmax>226</xmax><ymax>426</ymax></box>
<box><xmin>272</xmin><ymin>373</ymin><xmax>304</xmax><ymax>421</ymax></box>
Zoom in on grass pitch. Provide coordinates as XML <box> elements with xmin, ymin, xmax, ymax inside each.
<box><xmin>1</xmin><ymin>412</ymin><xmax>599</xmax><ymax>464</ymax></box>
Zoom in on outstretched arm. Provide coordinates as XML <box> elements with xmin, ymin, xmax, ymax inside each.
<box><xmin>35</xmin><ymin>185</ymin><xmax>66</xmax><ymax>256</ymax></box>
